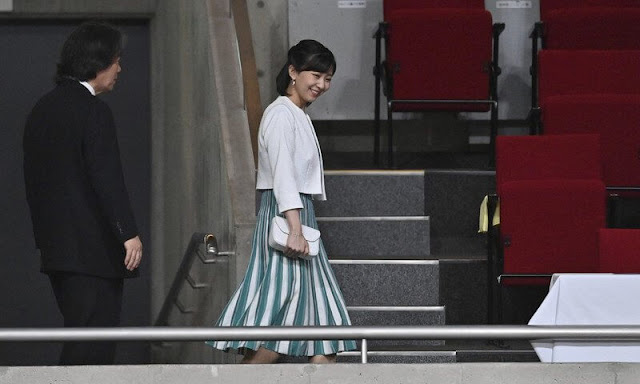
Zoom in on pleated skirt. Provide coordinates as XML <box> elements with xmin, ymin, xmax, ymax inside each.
<box><xmin>207</xmin><ymin>190</ymin><xmax>357</xmax><ymax>356</ymax></box>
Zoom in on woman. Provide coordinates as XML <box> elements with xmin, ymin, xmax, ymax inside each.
<box><xmin>208</xmin><ymin>40</ymin><xmax>356</xmax><ymax>363</ymax></box>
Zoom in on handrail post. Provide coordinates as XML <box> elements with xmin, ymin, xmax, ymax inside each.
<box><xmin>373</xmin><ymin>22</ymin><xmax>386</xmax><ymax>167</ymax></box>
<box><xmin>361</xmin><ymin>338</ymin><xmax>368</xmax><ymax>364</ymax></box>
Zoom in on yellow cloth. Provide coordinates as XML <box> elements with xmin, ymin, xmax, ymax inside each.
<box><xmin>478</xmin><ymin>195</ymin><xmax>500</xmax><ymax>233</ymax></box>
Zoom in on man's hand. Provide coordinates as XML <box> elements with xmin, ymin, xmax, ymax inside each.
<box><xmin>124</xmin><ymin>235</ymin><xmax>143</xmax><ymax>271</ymax></box>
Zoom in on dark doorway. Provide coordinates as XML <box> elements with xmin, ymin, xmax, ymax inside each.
<box><xmin>0</xmin><ymin>19</ymin><xmax>151</xmax><ymax>365</ymax></box>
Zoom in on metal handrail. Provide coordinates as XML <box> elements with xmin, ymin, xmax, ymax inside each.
<box><xmin>5</xmin><ymin>325</ymin><xmax>640</xmax><ymax>364</ymax></box>
<box><xmin>5</xmin><ymin>325</ymin><xmax>640</xmax><ymax>342</ymax></box>
<box><xmin>154</xmin><ymin>232</ymin><xmax>234</xmax><ymax>326</ymax></box>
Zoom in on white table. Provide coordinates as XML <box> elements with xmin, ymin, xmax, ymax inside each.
<box><xmin>529</xmin><ymin>273</ymin><xmax>640</xmax><ymax>363</ymax></box>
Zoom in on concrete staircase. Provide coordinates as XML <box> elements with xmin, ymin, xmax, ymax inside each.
<box><xmin>304</xmin><ymin>168</ymin><xmax>540</xmax><ymax>363</ymax></box>
<box><xmin>316</xmin><ymin>171</ymin><xmax>430</xmax><ymax>259</ymax></box>
<box><xmin>318</xmin><ymin>171</ymin><xmax>447</xmax><ymax>362</ymax></box>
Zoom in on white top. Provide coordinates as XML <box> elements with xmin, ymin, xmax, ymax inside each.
<box><xmin>256</xmin><ymin>96</ymin><xmax>326</xmax><ymax>213</ymax></box>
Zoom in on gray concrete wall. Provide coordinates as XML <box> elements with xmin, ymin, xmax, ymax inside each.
<box><xmin>2</xmin><ymin>0</ymin><xmax>155</xmax><ymax>16</ymax></box>
<box><xmin>3</xmin><ymin>363</ymin><xmax>640</xmax><ymax>384</ymax></box>
<box><xmin>246</xmin><ymin>0</ymin><xmax>288</xmax><ymax>110</ymax></box>
<box><xmin>288</xmin><ymin>0</ymin><xmax>382</xmax><ymax>120</ymax></box>
<box><xmin>150</xmin><ymin>0</ymin><xmax>256</xmax><ymax>364</ymax></box>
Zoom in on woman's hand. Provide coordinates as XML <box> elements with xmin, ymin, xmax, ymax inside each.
<box><xmin>283</xmin><ymin>209</ymin><xmax>310</xmax><ymax>258</ymax></box>
<box><xmin>285</xmin><ymin>232</ymin><xmax>309</xmax><ymax>258</ymax></box>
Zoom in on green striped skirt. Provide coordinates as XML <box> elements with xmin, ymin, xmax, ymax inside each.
<box><xmin>207</xmin><ymin>190</ymin><xmax>357</xmax><ymax>356</ymax></box>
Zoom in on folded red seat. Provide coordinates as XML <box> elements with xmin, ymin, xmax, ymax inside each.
<box><xmin>542</xmin><ymin>94</ymin><xmax>640</xmax><ymax>188</ymax></box>
<box><xmin>598</xmin><ymin>228</ymin><xmax>640</xmax><ymax>273</ymax></box>
<box><xmin>538</xmin><ymin>50</ymin><xmax>640</xmax><ymax>104</ymax></box>
<box><xmin>544</xmin><ymin>8</ymin><xmax>640</xmax><ymax>50</ymax></box>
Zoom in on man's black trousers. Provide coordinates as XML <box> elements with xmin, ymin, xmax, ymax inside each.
<box><xmin>48</xmin><ymin>272</ymin><xmax>124</xmax><ymax>365</ymax></box>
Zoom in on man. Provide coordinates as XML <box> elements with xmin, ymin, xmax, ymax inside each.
<box><xmin>23</xmin><ymin>21</ymin><xmax>143</xmax><ymax>365</ymax></box>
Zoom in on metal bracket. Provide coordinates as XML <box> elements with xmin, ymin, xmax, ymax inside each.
<box><xmin>174</xmin><ymin>297</ymin><xmax>195</xmax><ymax>314</ymax></box>
<box><xmin>198</xmin><ymin>234</ymin><xmax>235</xmax><ymax>264</ymax></box>
<box><xmin>186</xmin><ymin>273</ymin><xmax>208</xmax><ymax>289</ymax></box>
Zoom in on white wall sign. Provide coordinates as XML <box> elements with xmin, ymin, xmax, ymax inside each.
<box><xmin>0</xmin><ymin>0</ymin><xmax>13</xmax><ymax>12</ymax></box>
<box><xmin>496</xmin><ymin>1</ymin><xmax>532</xmax><ymax>9</ymax></box>
<box><xmin>338</xmin><ymin>1</ymin><xmax>366</xmax><ymax>9</ymax></box>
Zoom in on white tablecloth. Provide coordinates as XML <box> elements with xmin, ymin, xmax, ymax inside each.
<box><xmin>529</xmin><ymin>273</ymin><xmax>640</xmax><ymax>363</ymax></box>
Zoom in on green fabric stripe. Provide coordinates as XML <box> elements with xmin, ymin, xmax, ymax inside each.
<box><xmin>208</xmin><ymin>190</ymin><xmax>356</xmax><ymax>356</ymax></box>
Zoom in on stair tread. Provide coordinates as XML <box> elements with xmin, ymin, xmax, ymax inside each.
<box><xmin>336</xmin><ymin>340</ymin><xmax>536</xmax><ymax>353</ymax></box>
<box><xmin>333</xmin><ymin>261</ymin><xmax>439</xmax><ymax>306</ymax></box>
<box><xmin>317</xmin><ymin>171</ymin><xmax>425</xmax><ymax>217</ymax></box>
<box><xmin>319</xmin><ymin>219</ymin><xmax>430</xmax><ymax>257</ymax></box>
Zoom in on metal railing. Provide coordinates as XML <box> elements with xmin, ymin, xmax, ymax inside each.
<box><xmin>155</xmin><ymin>232</ymin><xmax>234</xmax><ymax>326</ymax></box>
<box><xmin>4</xmin><ymin>325</ymin><xmax>640</xmax><ymax>364</ymax></box>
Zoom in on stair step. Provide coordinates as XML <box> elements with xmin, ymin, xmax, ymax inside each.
<box><xmin>331</xmin><ymin>260</ymin><xmax>439</xmax><ymax>306</ymax></box>
<box><xmin>318</xmin><ymin>216</ymin><xmax>430</xmax><ymax>258</ymax></box>
<box><xmin>279</xmin><ymin>350</ymin><xmax>456</xmax><ymax>364</ymax></box>
<box><xmin>430</xmin><ymin>235</ymin><xmax>486</xmax><ymax>259</ymax></box>
<box><xmin>316</xmin><ymin>170</ymin><xmax>425</xmax><ymax>217</ymax></box>
<box><xmin>338</xmin><ymin>350</ymin><xmax>456</xmax><ymax>363</ymax></box>
<box><xmin>424</xmin><ymin>170</ymin><xmax>495</xmax><ymax>254</ymax></box>
<box><xmin>280</xmin><ymin>342</ymin><xmax>539</xmax><ymax>364</ymax></box>
<box><xmin>439</xmin><ymin>259</ymin><xmax>488</xmax><ymax>325</ymax></box>
<box><xmin>445</xmin><ymin>339</ymin><xmax>539</xmax><ymax>363</ymax></box>
<box><xmin>455</xmin><ymin>350</ymin><xmax>539</xmax><ymax>362</ymax></box>
<box><xmin>347</xmin><ymin>306</ymin><xmax>445</xmax><ymax>347</ymax></box>
<box><xmin>281</xmin><ymin>349</ymin><xmax>538</xmax><ymax>363</ymax></box>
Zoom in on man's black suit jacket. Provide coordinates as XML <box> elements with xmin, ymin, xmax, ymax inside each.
<box><xmin>23</xmin><ymin>79</ymin><xmax>139</xmax><ymax>279</ymax></box>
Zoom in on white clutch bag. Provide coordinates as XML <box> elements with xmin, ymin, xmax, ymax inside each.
<box><xmin>268</xmin><ymin>216</ymin><xmax>321</xmax><ymax>259</ymax></box>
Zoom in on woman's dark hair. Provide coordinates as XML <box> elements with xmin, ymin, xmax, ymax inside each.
<box><xmin>276</xmin><ymin>39</ymin><xmax>336</xmax><ymax>96</ymax></box>
<box><xmin>55</xmin><ymin>21</ymin><xmax>123</xmax><ymax>83</ymax></box>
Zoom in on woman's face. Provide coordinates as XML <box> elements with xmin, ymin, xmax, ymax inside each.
<box><xmin>287</xmin><ymin>66</ymin><xmax>333</xmax><ymax>108</ymax></box>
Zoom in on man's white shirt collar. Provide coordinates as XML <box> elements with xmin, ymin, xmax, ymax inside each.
<box><xmin>79</xmin><ymin>81</ymin><xmax>96</xmax><ymax>96</ymax></box>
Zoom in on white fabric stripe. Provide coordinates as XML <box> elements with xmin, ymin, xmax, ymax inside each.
<box><xmin>209</xmin><ymin>191</ymin><xmax>356</xmax><ymax>356</ymax></box>
<box><xmin>259</xmin><ymin>255</ymin><xmax>279</xmax><ymax>325</ymax></box>
<box><xmin>282</xmin><ymin>256</ymin><xmax>298</xmax><ymax>324</ymax></box>
<box><xmin>218</xmin><ymin>286</ymin><xmax>239</xmax><ymax>326</ymax></box>
<box><xmin>312</xmin><ymin>258</ymin><xmax>329</xmax><ymax>325</ymax></box>
<box><xmin>318</xmin><ymin>245</ymin><xmax>350</xmax><ymax>326</ymax></box>
<box><xmin>280</xmin><ymin>252</ymin><xmax>289</xmax><ymax>308</ymax></box>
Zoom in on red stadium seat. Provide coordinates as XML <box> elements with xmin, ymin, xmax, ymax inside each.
<box><xmin>495</xmin><ymin>134</ymin><xmax>603</xmax><ymax>190</ymax></box>
<box><xmin>500</xmin><ymin>179</ymin><xmax>605</xmax><ymax>280</ymax></box>
<box><xmin>598</xmin><ymin>228</ymin><xmax>640</xmax><ymax>273</ymax></box>
<box><xmin>531</xmin><ymin>2</ymin><xmax>640</xmax><ymax>110</ymax></box>
<box><xmin>540</xmin><ymin>0</ymin><xmax>640</xmax><ymax>21</ymax></box>
<box><xmin>488</xmin><ymin>134</ymin><xmax>607</xmax><ymax>323</ymax></box>
<box><xmin>537</xmin><ymin>50</ymin><xmax>640</xmax><ymax>104</ymax></box>
<box><xmin>386</xmin><ymin>9</ymin><xmax>493</xmax><ymax>111</ymax></box>
<box><xmin>543</xmin><ymin>8</ymin><xmax>640</xmax><ymax>50</ymax></box>
<box><xmin>531</xmin><ymin>50</ymin><xmax>640</xmax><ymax>133</ymax></box>
<box><xmin>542</xmin><ymin>94</ymin><xmax>640</xmax><ymax>189</ymax></box>
<box><xmin>373</xmin><ymin>3</ymin><xmax>504</xmax><ymax>167</ymax></box>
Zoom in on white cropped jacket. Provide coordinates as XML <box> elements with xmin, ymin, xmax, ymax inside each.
<box><xmin>256</xmin><ymin>96</ymin><xmax>326</xmax><ymax>213</ymax></box>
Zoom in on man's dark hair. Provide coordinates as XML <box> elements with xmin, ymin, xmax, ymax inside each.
<box><xmin>55</xmin><ymin>21</ymin><xmax>123</xmax><ymax>83</ymax></box>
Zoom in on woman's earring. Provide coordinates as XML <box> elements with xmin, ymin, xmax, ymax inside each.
<box><xmin>292</xmin><ymin>79</ymin><xmax>296</xmax><ymax>85</ymax></box>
